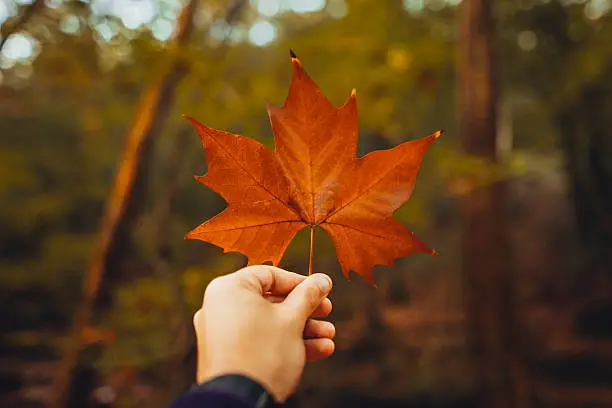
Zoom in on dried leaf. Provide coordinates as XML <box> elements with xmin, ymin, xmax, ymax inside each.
<box><xmin>184</xmin><ymin>53</ymin><xmax>439</xmax><ymax>284</ymax></box>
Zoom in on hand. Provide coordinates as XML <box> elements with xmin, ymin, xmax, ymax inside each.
<box><xmin>193</xmin><ymin>265</ymin><xmax>335</xmax><ymax>402</ymax></box>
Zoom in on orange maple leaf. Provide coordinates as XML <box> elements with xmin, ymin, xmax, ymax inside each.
<box><xmin>184</xmin><ymin>52</ymin><xmax>440</xmax><ymax>284</ymax></box>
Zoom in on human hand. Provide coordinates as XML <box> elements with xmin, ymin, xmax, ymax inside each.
<box><xmin>193</xmin><ymin>265</ymin><xmax>335</xmax><ymax>402</ymax></box>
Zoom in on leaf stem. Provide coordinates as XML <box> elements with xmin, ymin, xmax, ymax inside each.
<box><xmin>309</xmin><ymin>226</ymin><xmax>314</xmax><ymax>275</ymax></box>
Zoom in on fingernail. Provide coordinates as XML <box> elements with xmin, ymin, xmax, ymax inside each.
<box><xmin>315</xmin><ymin>274</ymin><xmax>332</xmax><ymax>292</ymax></box>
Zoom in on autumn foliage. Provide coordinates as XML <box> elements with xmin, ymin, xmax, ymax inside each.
<box><xmin>184</xmin><ymin>53</ymin><xmax>440</xmax><ymax>284</ymax></box>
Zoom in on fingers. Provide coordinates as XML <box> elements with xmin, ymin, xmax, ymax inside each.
<box><xmin>233</xmin><ymin>265</ymin><xmax>307</xmax><ymax>295</ymax></box>
<box><xmin>303</xmin><ymin>319</ymin><xmax>335</xmax><ymax>340</ymax></box>
<box><xmin>304</xmin><ymin>338</ymin><xmax>335</xmax><ymax>362</ymax></box>
<box><xmin>310</xmin><ymin>298</ymin><xmax>332</xmax><ymax>318</ymax></box>
<box><xmin>283</xmin><ymin>274</ymin><xmax>333</xmax><ymax>322</ymax></box>
<box><xmin>265</xmin><ymin>295</ymin><xmax>332</xmax><ymax>318</ymax></box>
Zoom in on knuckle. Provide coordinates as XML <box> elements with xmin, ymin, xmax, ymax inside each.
<box><xmin>204</xmin><ymin>276</ymin><xmax>229</xmax><ymax>297</ymax></box>
<box><xmin>236</xmin><ymin>265</ymin><xmax>270</xmax><ymax>292</ymax></box>
<box><xmin>251</xmin><ymin>265</ymin><xmax>275</xmax><ymax>291</ymax></box>
<box><xmin>237</xmin><ymin>273</ymin><xmax>260</xmax><ymax>292</ymax></box>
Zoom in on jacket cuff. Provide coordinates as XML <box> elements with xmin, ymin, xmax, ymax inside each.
<box><xmin>191</xmin><ymin>374</ymin><xmax>277</xmax><ymax>408</ymax></box>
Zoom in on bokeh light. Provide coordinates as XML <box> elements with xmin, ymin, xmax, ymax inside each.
<box><xmin>288</xmin><ymin>0</ymin><xmax>325</xmax><ymax>13</ymax></box>
<box><xmin>517</xmin><ymin>30</ymin><xmax>537</xmax><ymax>51</ymax></box>
<box><xmin>254</xmin><ymin>0</ymin><xmax>282</xmax><ymax>17</ymax></box>
<box><xmin>248</xmin><ymin>19</ymin><xmax>277</xmax><ymax>46</ymax></box>
<box><xmin>1</xmin><ymin>33</ymin><xmax>34</xmax><ymax>61</ymax></box>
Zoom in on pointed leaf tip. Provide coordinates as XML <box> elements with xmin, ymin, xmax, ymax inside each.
<box><xmin>351</xmin><ymin>88</ymin><xmax>357</xmax><ymax>97</ymax></box>
<box><xmin>182</xmin><ymin>115</ymin><xmax>200</xmax><ymax>127</ymax></box>
<box><xmin>289</xmin><ymin>49</ymin><xmax>297</xmax><ymax>59</ymax></box>
<box><xmin>182</xmin><ymin>114</ymin><xmax>197</xmax><ymax>123</ymax></box>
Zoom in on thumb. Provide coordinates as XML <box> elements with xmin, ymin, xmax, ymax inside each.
<box><xmin>283</xmin><ymin>273</ymin><xmax>332</xmax><ymax>322</ymax></box>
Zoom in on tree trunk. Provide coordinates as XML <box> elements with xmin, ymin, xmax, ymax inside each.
<box><xmin>48</xmin><ymin>2</ymin><xmax>198</xmax><ymax>407</ymax></box>
<box><xmin>458</xmin><ymin>1</ymin><xmax>530</xmax><ymax>407</ymax></box>
<box><xmin>557</xmin><ymin>81</ymin><xmax>612</xmax><ymax>283</ymax></box>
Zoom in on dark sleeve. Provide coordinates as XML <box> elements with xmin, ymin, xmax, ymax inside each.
<box><xmin>169</xmin><ymin>374</ymin><xmax>278</xmax><ymax>408</ymax></box>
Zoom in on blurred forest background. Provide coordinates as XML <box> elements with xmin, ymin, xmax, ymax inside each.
<box><xmin>1</xmin><ymin>0</ymin><xmax>612</xmax><ymax>407</ymax></box>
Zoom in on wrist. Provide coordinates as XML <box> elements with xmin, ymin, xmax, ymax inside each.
<box><xmin>200</xmin><ymin>350</ymin><xmax>287</xmax><ymax>400</ymax></box>
<box><xmin>195</xmin><ymin>374</ymin><xmax>278</xmax><ymax>407</ymax></box>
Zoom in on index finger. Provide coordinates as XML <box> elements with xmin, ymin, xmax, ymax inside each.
<box><xmin>233</xmin><ymin>265</ymin><xmax>308</xmax><ymax>295</ymax></box>
<box><xmin>265</xmin><ymin>294</ymin><xmax>332</xmax><ymax>318</ymax></box>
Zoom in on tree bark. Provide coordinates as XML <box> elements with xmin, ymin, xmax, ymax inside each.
<box><xmin>458</xmin><ymin>1</ymin><xmax>530</xmax><ymax>408</ymax></box>
<box><xmin>48</xmin><ymin>2</ymin><xmax>198</xmax><ymax>407</ymax></box>
<box><xmin>557</xmin><ymin>81</ymin><xmax>612</xmax><ymax>282</ymax></box>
